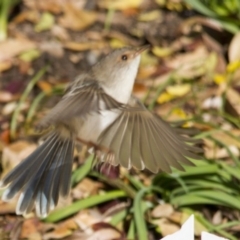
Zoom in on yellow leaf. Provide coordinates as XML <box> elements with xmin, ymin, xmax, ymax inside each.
<box><xmin>166</xmin><ymin>84</ymin><xmax>191</xmax><ymax>97</ymax></box>
<box><xmin>226</xmin><ymin>60</ymin><xmax>240</xmax><ymax>73</ymax></box>
<box><xmin>138</xmin><ymin>10</ymin><xmax>162</xmax><ymax>22</ymax></box>
<box><xmin>155</xmin><ymin>0</ymin><xmax>166</xmax><ymax>6</ymax></box>
<box><xmin>166</xmin><ymin>1</ymin><xmax>184</xmax><ymax>11</ymax></box>
<box><xmin>213</xmin><ymin>74</ymin><xmax>226</xmax><ymax>84</ymax></box>
<box><xmin>204</xmin><ymin>52</ymin><xmax>218</xmax><ymax>73</ymax></box>
<box><xmin>98</xmin><ymin>0</ymin><xmax>143</xmax><ymax>10</ymax></box>
<box><xmin>19</xmin><ymin>49</ymin><xmax>41</xmax><ymax>62</ymax></box>
<box><xmin>171</xmin><ymin>108</ymin><xmax>188</xmax><ymax>119</ymax></box>
<box><xmin>152</xmin><ymin>46</ymin><xmax>173</xmax><ymax>58</ymax></box>
<box><xmin>157</xmin><ymin>92</ymin><xmax>174</xmax><ymax>104</ymax></box>
<box><xmin>37</xmin><ymin>81</ymin><xmax>52</xmax><ymax>94</ymax></box>
<box><xmin>157</xmin><ymin>84</ymin><xmax>191</xmax><ymax>104</ymax></box>
<box><xmin>140</xmin><ymin>51</ymin><xmax>158</xmax><ymax>66</ymax></box>
<box><xmin>110</xmin><ymin>38</ymin><xmax>127</xmax><ymax>48</ymax></box>
<box><xmin>34</xmin><ymin>12</ymin><xmax>54</xmax><ymax>32</ymax></box>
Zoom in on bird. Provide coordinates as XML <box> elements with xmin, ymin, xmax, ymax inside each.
<box><xmin>0</xmin><ymin>45</ymin><xmax>201</xmax><ymax>218</ymax></box>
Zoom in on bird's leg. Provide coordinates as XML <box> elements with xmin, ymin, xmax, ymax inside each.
<box><xmin>76</xmin><ymin>138</ymin><xmax>117</xmax><ymax>176</ymax></box>
<box><xmin>76</xmin><ymin>137</ymin><xmax>111</xmax><ymax>155</ymax></box>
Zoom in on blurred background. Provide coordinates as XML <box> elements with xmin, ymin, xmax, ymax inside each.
<box><xmin>1</xmin><ymin>0</ymin><xmax>240</xmax><ymax>239</ymax></box>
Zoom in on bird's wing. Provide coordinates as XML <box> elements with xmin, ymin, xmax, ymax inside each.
<box><xmin>97</xmin><ymin>97</ymin><xmax>202</xmax><ymax>173</ymax></box>
<box><xmin>38</xmin><ymin>77</ymin><xmax>124</xmax><ymax>130</ymax></box>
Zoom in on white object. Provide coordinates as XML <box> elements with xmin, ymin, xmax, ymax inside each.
<box><xmin>202</xmin><ymin>232</ymin><xmax>228</xmax><ymax>240</ymax></box>
<box><xmin>161</xmin><ymin>215</ymin><xmax>229</xmax><ymax>240</ymax></box>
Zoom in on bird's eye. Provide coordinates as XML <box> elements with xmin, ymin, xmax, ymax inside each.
<box><xmin>121</xmin><ymin>55</ymin><xmax>128</xmax><ymax>61</ymax></box>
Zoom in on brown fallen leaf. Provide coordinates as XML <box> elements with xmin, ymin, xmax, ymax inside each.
<box><xmin>20</xmin><ymin>218</ymin><xmax>42</xmax><ymax>239</ymax></box>
<box><xmin>51</xmin><ymin>25</ymin><xmax>70</xmax><ymax>41</ymax></box>
<box><xmin>43</xmin><ymin>219</ymin><xmax>77</xmax><ymax>240</ymax></box>
<box><xmin>2</xmin><ymin>101</ymin><xmax>29</xmax><ymax>116</ymax></box>
<box><xmin>86</xmin><ymin>228</ymin><xmax>121</xmax><ymax>240</ymax></box>
<box><xmin>137</xmin><ymin>65</ymin><xmax>157</xmax><ymax>80</ymax></box>
<box><xmin>13</xmin><ymin>10</ymin><xmax>40</xmax><ymax>24</ymax></box>
<box><xmin>1</xmin><ymin>141</ymin><xmax>37</xmax><ymax>176</ymax></box>
<box><xmin>154</xmin><ymin>218</ymin><xmax>180</xmax><ymax>237</ymax></box>
<box><xmin>0</xmin><ymin>130</ymin><xmax>10</xmax><ymax>145</ymax></box>
<box><xmin>18</xmin><ymin>60</ymin><xmax>32</xmax><ymax>75</ymax></box>
<box><xmin>72</xmin><ymin>178</ymin><xmax>103</xmax><ymax>200</ymax></box>
<box><xmin>207</xmin><ymin>129</ymin><xmax>240</xmax><ymax>148</ymax></box>
<box><xmin>204</xmin><ymin>144</ymin><xmax>239</xmax><ymax>159</ymax></box>
<box><xmin>166</xmin><ymin>45</ymin><xmax>210</xmax><ymax>79</ymax></box>
<box><xmin>212</xmin><ymin>210</ymin><xmax>222</xmax><ymax>225</ymax></box>
<box><xmin>63</xmin><ymin>41</ymin><xmax>107</xmax><ymax>51</ymax></box>
<box><xmin>180</xmin><ymin>16</ymin><xmax>223</xmax><ymax>35</ymax></box>
<box><xmin>168</xmin><ymin>211</ymin><xmax>182</xmax><ymax>224</ymax></box>
<box><xmin>68</xmin><ymin>227</ymin><xmax>122</xmax><ymax>240</ymax></box>
<box><xmin>133</xmin><ymin>82</ymin><xmax>148</xmax><ymax>99</ymax></box>
<box><xmin>39</xmin><ymin>41</ymin><xmax>64</xmax><ymax>58</ymax></box>
<box><xmin>58</xmin><ymin>4</ymin><xmax>97</xmax><ymax>31</ymax></box>
<box><xmin>0</xmin><ymin>200</ymin><xmax>17</xmax><ymax>214</ymax></box>
<box><xmin>0</xmin><ymin>60</ymin><xmax>12</xmax><ymax>72</ymax></box>
<box><xmin>53</xmin><ymin>194</ymin><xmax>73</xmax><ymax>211</ymax></box>
<box><xmin>24</xmin><ymin>0</ymin><xmax>63</xmax><ymax>14</ymax></box>
<box><xmin>226</xmin><ymin>88</ymin><xmax>240</xmax><ymax>117</ymax></box>
<box><xmin>0</xmin><ymin>39</ymin><xmax>36</xmax><ymax>62</ymax></box>
<box><xmin>228</xmin><ymin>32</ymin><xmax>240</xmax><ymax>62</ymax></box>
<box><xmin>0</xmin><ymin>91</ymin><xmax>14</xmax><ymax>103</ymax></box>
<box><xmin>37</xmin><ymin>81</ymin><xmax>53</xmax><ymax>94</ymax></box>
<box><xmin>202</xmin><ymin>32</ymin><xmax>223</xmax><ymax>54</ymax></box>
<box><xmin>107</xmin><ymin>30</ymin><xmax>143</xmax><ymax>47</ymax></box>
<box><xmin>152</xmin><ymin>204</ymin><xmax>174</xmax><ymax>218</ymax></box>
<box><xmin>74</xmin><ymin>209</ymin><xmax>103</xmax><ymax>231</ymax></box>
<box><xmin>6</xmin><ymin>217</ymin><xmax>23</xmax><ymax>240</ymax></box>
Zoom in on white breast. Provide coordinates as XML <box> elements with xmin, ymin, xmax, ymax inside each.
<box><xmin>102</xmin><ymin>55</ymin><xmax>140</xmax><ymax>104</ymax></box>
<box><xmin>77</xmin><ymin>110</ymin><xmax>120</xmax><ymax>143</ymax></box>
<box><xmin>78</xmin><ymin>55</ymin><xmax>141</xmax><ymax>143</ymax></box>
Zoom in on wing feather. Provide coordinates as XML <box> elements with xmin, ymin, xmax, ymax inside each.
<box><xmin>130</xmin><ymin>114</ymin><xmax>142</xmax><ymax>169</ymax></box>
<box><xmin>38</xmin><ymin>80</ymin><xmax>124</xmax><ymax>130</ymax></box>
<box><xmin>151</xmin><ymin>116</ymin><xmax>194</xmax><ymax>167</ymax></box>
<box><xmin>98</xmin><ymin>98</ymin><xmax>201</xmax><ymax>173</ymax></box>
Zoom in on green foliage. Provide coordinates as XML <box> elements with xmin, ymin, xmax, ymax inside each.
<box><xmin>0</xmin><ymin>0</ymin><xmax>19</xmax><ymax>41</ymax></box>
<box><xmin>153</xmin><ymin>159</ymin><xmax>240</xmax><ymax>210</ymax></box>
<box><xmin>45</xmin><ymin>190</ymin><xmax>127</xmax><ymax>222</ymax></box>
<box><xmin>183</xmin><ymin>0</ymin><xmax>240</xmax><ymax>33</ymax></box>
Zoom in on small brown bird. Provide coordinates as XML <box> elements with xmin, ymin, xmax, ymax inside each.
<box><xmin>0</xmin><ymin>45</ymin><xmax>201</xmax><ymax>218</ymax></box>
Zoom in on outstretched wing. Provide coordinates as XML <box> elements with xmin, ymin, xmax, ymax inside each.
<box><xmin>98</xmin><ymin>97</ymin><xmax>202</xmax><ymax>173</ymax></box>
<box><xmin>38</xmin><ymin>76</ymin><xmax>124</xmax><ymax>130</ymax></box>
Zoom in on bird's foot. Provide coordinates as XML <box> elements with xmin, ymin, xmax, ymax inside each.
<box><xmin>76</xmin><ymin>138</ymin><xmax>112</xmax><ymax>157</ymax></box>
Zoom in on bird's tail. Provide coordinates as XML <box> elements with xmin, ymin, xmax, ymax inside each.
<box><xmin>0</xmin><ymin>132</ymin><xmax>74</xmax><ymax>218</ymax></box>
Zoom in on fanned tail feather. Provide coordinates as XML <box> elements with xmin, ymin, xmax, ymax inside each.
<box><xmin>0</xmin><ymin>132</ymin><xmax>74</xmax><ymax>218</ymax></box>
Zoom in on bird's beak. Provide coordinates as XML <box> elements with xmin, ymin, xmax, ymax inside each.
<box><xmin>134</xmin><ymin>44</ymin><xmax>151</xmax><ymax>56</ymax></box>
